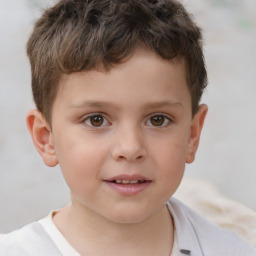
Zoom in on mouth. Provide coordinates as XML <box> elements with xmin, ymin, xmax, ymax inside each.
<box><xmin>103</xmin><ymin>174</ymin><xmax>152</xmax><ymax>195</ymax></box>
<box><xmin>104</xmin><ymin>174</ymin><xmax>151</xmax><ymax>184</ymax></box>
<box><xmin>110</xmin><ymin>179</ymin><xmax>148</xmax><ymax>184</ymax></box>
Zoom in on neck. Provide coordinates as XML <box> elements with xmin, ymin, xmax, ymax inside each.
<box><xmin>54</xmin><ymin>201</ymin><xmax>174</xmax><ymax>256</ymax></box>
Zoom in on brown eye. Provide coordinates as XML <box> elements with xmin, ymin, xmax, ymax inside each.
<box><xmin>90</xmin><ymin>115</ymin><xmax>104</xmax><ymax>127</ymax></box>
<box><xmin>84</xmin><ymin>114</ymin><xmax>110</xmax><ymax>127</ymax></box>
<box><xmin>150</xmin><ymin>115</ymin><xmax>165</xmax><ymax>126</ymax></box>
<box><xmin>147</xmin><ymin>114</ymin><xmax>171</xmax><ymax>127</ymax></box>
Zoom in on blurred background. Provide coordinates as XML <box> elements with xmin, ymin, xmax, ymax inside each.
<box><xmin>0</xmin><ymin>0</ymin><xmax>255</xmax><ymax>233</ymax></box>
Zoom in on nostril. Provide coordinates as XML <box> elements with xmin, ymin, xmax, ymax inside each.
<box><xmin>112</xmin><ymin>145</ymin><xmax>147</xmax><ymax>162</ymax></box>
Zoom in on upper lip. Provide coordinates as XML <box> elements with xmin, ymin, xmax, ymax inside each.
<box><xmin>104</xmin><ymin>174</ymin><xmax>151</xmax><ymax>181</ymax></box>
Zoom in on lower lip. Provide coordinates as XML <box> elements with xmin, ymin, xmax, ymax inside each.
<box><xmin>104</xmin><ymin>181</ymin><xmax>151</xmax><ymax>196</ymax></box>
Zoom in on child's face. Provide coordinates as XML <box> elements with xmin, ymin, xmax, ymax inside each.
<box><xmin>31</xmin><ymin>49</ymin><xmax>207</xmax><ymax>224</ymax></box>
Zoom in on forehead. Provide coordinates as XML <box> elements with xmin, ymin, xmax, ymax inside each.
<box><xmin>54</xmin><ymin>50</ymin><xmax>190</xmax><ymax>114</ymax></box>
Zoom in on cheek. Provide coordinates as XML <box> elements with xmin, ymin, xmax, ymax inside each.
<box><xmin>56</xmin><ymin>130</ymin><xmax>107</xmax><ymax>169</ymax></box>
<box><xmin>55</xmin><ymin>137</ymin><xmax>108</xmax><ymax>192</ymax></box>
<box><xmin>150</xmin><ymin>135</ymin><xmax>188</xmax><ymax>189</ymax></box>
<box><xmin>158</xmin><ymin>145</ymin><xmax>186</xmax><ymax>182</ymax></box>
<box><xmin>153</xmin><ymin>135</ymin><xmax>188</xmax><ymax>169</ymax></box>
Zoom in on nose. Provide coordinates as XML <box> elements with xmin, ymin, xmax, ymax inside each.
<box><xmin>111</xmin><ymin>125</ymin><xmax>147</xmax><ymax>162</ymax></box>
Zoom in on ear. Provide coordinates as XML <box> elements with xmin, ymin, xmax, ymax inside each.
<box><xmin>186</xmin><ymin>104</ymin><xmax>208</xmax><ymax>164</ymax></box>
<box><xmin>26</xmin><ymin>110</ymin><xmax>58</xmax><ymax>167</ymax></box>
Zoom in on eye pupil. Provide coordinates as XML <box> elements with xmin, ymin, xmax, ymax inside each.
<box><xmin>151</xmin><ymin>115</ymin><xmax>164</xmax><ymax>126</ymax></box>
<box><xmin>90</xmin><ymin>115</ymin><xmax>104</xmax><ymax>126</ymax></box>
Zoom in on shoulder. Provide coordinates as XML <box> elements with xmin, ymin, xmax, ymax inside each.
<box><xmin>0</xmin><ymin>221</ymin><xmax>62</xmax><ymax>256</ymax></box>
<box><xmin>168</xmin><ymin>197</ymin><xmax>256</xmax><ymax>256</ymax></box>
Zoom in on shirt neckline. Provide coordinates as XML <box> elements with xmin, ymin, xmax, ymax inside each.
<box><xmin>39</xmin><ymin>210</ymin><xmax>80</xmax><ymax>256</ymax></box>
<box><xmin>39</xmin><ymin>206</ymin><xmax>178</xmax><ymax>256</ymax></box>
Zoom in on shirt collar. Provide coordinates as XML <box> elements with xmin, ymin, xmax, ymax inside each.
<box><xmin>166</xmin><ymin>198</ymin><xmax>204</xmax><ymax>256</ymax></box>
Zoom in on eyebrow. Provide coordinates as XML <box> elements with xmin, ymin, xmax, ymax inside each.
<box><xmin>69</xmin><ymin>100</ymin><xmax>183</xmax><ymax>110</ymax></box>
<box><xmin>143</xmin><ymin>100</ymin><xmax>183</xmax><ymax>110</ymax></box>
<box><xmin>69</xmin><ymin>100</ymin><xmax>120</xmax><ymax>110</ymax></box>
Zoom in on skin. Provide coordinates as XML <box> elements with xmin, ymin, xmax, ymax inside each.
<box><xmin>27</xmin><ymin>49</ymin><xmax>207</xmax><ymax>256</ymax></box>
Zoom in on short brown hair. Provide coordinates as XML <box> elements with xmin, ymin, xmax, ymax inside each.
<box><xmin>27</xmin><ymin>0</ymin><xmax>207</xmax><ymax>122</ymax></box>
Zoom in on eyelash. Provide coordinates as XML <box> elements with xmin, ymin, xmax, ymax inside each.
<box><xmin>82</xmin><ymin>113</ymin><xmax>110</xmax><ymax>128</ymax></box>
<box><xmin>82</xmin><ymin>113</ymin><xmax>173</xmax><ymax>128</ymax></box>
<box><xmin>146</xmin><ymin>114</ymin><xmax>173</xmax><ymax>127</ymax></box>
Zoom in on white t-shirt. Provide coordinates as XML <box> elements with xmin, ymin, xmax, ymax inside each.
<box><xmin>38</xmin><ymin>212</ymin><xmax>80</xmax><ymax>256</ymax></box>
<box><xmin>1</xmin><ymin>198</ymin><xmax>254</xmax><ymax>255</ymax></box>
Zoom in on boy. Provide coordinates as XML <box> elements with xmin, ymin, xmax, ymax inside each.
<box><xmin>0</xmin><ymin>0</ymin><xmax>255</xmax><ymax>255</ymax></box>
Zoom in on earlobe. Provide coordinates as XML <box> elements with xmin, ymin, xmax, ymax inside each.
<box><xmin>27</xmin><ymin>110</ymin><xmax>58</xmax><ymax>167</ymax></box>
<box><xmin>186</xmin><ymin>104</ymin><xmax>208</xmax><ymax>164</ymax></box>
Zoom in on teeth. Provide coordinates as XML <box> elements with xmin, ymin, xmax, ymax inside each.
<box><xmin>129</xmin><ymin>180</ymin><xmax>138</xmax><ymax>184</ymax></box>
<box><xmin>114</xmin><ymin>180</ymin><xmax>145</xmax><ymax>184</ymax></box>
